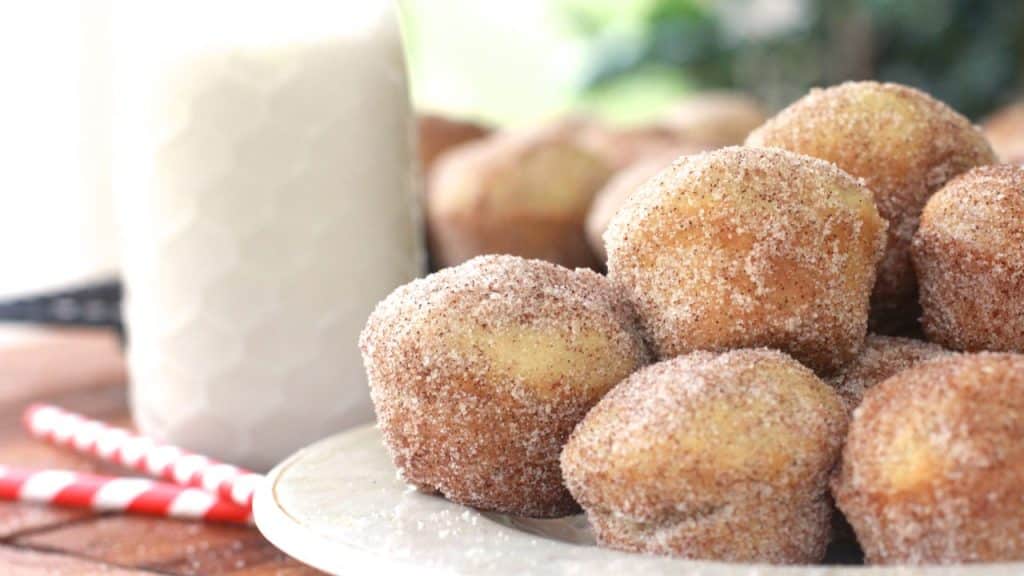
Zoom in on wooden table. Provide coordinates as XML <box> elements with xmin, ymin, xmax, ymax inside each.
<box><xmin>0</xmin><ymin>329</ymin><xmax>324</xmax><ymax>575</ymax></box>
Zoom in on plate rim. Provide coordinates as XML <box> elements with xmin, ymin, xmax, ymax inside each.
<box><xmin>254</xmin><ymin>426</ymin><xmax>452</xmax><ymax>576</ymax></box>
<box><xmin>253</xmin><ymin>424</ymin><xmax>1024</xmax><ymax>576</ymax></box>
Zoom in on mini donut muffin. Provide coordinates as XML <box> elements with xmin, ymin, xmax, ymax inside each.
<box><xmin>417</xmin><ymin>114</ymin><xmax>491</xmax><ymax>173</ymax></box>
<box><xmin>983</xmin><ymin>101</ymin><xmax>1024</xmax><ymax>164</ymax></box>
<box><xmin>823</xmin><ymin>334</ymin><xmax>947</xmax><ymax>555</ymax></box>
<box><xmin>830</xmin><ymin>334</ymin><xmax>951</xmax><ymax>414</ymax></box>
<box><xmin>746</xmin><ymin>81</ymin><xmax>997</xmax><ymax>333</ymax></box>
<box><xmin>574</xmin><ymin>121</ymin><xmax>704</xmax><ymax>171</ymax></box>
<box><xmin>658</xmin><ymin>91</ymin><xmax>767</xmax><ymax>147</ymax></box>
<box><xmin>605</xmin><ymin>146</ymin><xmax>887</xmax><ymax>374</ymax></box>
<box><xmin>561</xmin><ymin>349</ymin><xmax>847</xmax><ymax>564</ymax></box>
<box><xmin>428</xmin><ymin>122</ymin><xmax>612</xmax><ymax>269</ymax></box>
<box><xmin>829</xmin><ymin>335</ymin><xmax>948</xmax><ymax>549</ymax></box>
<box><xmin>418</xmin><ymin>115</ymin><xmax>492</xmax><ymax>271</ymax></box>
<box><xmin>584</xmin><ymin>148</ymin><xmax>696</xmax><ymax>262</ymax></box>
<box><xmin>360</xmin><ymin>255</ymin><xmax>648</xmax><ymax>517</ymax></box>
<box><xmin>833</xmin><ymin>353</ymin><xmax>1024</xmax><ymax>564</ymax></box>
<box><xmin>913</xmin><ymin>165</ymin><xmax>1024</xmax><ymax>353</ymax></box>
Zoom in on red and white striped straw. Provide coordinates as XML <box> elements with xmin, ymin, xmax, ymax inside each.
<box><xmin>23</xmin><ymin>404</ymin><xmax>263</xmax><ymax>509</ymax></box>
<box><xmin>0</xmin><ymin>465</ymin><xmax>252</xmax><ymax>524</ymax></box>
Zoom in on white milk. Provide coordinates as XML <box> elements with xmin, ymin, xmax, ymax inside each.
<box><xmin>114</xmin><ymin>1</ymin><xmax>422</xmax><ymax>470</ymax></box>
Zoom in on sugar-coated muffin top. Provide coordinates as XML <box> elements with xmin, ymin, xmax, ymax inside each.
<box><xmin>604</xmin><ymin>145</ymin><xmax>886</xmax><ymax>373</ymax></box>
<box><xmin>360</xmin><ymin>254</ymin><xmax>649</xmax><ymax>517</ymax></box>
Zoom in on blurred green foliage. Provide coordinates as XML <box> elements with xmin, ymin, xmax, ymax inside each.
<box><xmin>567</xmin><ymin>0</ymin><xmax>1024</xmax><ymax>118</ymax></box>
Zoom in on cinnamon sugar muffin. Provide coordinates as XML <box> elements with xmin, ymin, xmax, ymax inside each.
<box><xmin>561</xmin><ymin>349</ymin><xmax>847</xmax><ymax>564</ymax></box>
<box><xmin>584</xmin><ymin>148</ymin><xmax>695</xmax><ymax>262</ymax></box>
<box><xmin>913</xmin><ymin>165</ymin><xmax>1024</xmax><ymax>352</ymax></box>
<box><xmin>830</xmin><ymin>334</ymin><xmax>951</xmax><ymax>414</ymax></box>
<box><xmin>604</xmin><ymin>146</ymin><xmax>887</xmax><ymax>375</ymax></box>
<box><xmin>359</xmin><ymin>255</ymin><xmax>649</xmax><ymax>517</ymax></box>
<box><xmin>575</xmin><ymin>121</ymin><xmax>698</xmax><ymax>171</ymax></box>
<box><xmin>658</xmin><ymin>91</ymin><xmax>767</xmax><ymax>147</ymax></box>
<box><xmin>833</xmin><ymin>353</ymin><xmax>1024</xmax><ymax>564</ymax></box>
<box><xmin>418</xmin><ymin>114</ymin><xmax>491</xmax><ymax>173</ymax></box>
<box><xmin>983</xmin><ymin>101</ymin><xmax>1024</xmax><ymax>164</ymax></box>
<box><xmin>746</xmin><ymin>82</ymin><xmax>997</xmax><ymax>333</ymax></box>
<box><xmin>428</xmin><ymin>122</ymin><xmax>612</xmax><ymax>269</ymax></box>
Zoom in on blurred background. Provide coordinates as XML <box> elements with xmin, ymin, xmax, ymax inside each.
<box><xmin>2</xmin><ymin>0</ymin><xmax>1024</xmax><ymax>323</ymax></box>
<box><xmin>402</xmin><ymin>0</ymin><xmax>1024</xmax><ymax>125</ymax></box>
<box><xmin>402</xmin><ymin>0</ymin><xmax>1024</xmax><ymax>274</ymax></box>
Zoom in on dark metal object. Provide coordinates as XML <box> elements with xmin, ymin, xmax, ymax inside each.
<box><xmin>0</xmin><ymin>279</ymin><xmax>124</xmax><ymax>337</ymax></box>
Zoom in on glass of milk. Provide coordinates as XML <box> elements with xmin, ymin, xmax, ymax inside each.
<box><xmin>113</xmin><ymin>1</ymin><xmax>423</xmax><ymax>470</ymax></box>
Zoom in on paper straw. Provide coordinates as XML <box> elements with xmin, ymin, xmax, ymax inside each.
<box><xmin>23</xmin><ymin>404</ymin><xmax>263</xmax><ymax>508</ymax></box>
<box><xmin>0</xmin><ymin>465</ymin><xmax>252</xmax><ymax>524</ymax></box>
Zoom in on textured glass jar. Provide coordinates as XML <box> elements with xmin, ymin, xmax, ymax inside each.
<box><xmin>113</xmin><ymin>1</ymin><xmax>422</xmax><ymax>470</ymax></box>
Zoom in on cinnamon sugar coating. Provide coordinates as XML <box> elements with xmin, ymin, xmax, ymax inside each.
<box><xmin>833</xmin><ymin>353</ymin><xmax>1024</xmax><ymax>564</ymax></box>
<box><xmin>913</xmin><ymin>165</ymin><xmax>1024</xmax><ymax>353</ymax></box>
<box><xmin>746</xmin><ymin>82</ymin><xmax>997</xmax><ymax>333</ymax></box>
<box><xmin>585</xmin><ymin>148</ymin><xmax>697</xmax><ymax>262</ymax></box>
<box><xmin>604</xmin><ymin>146</ymin><xmax>887</xmax><ymax>375</ymax></box>
<box><xmin>359</xmin><ymin>255</ymin><xmax>649</xmax><ymax>517</ymax></box>
<box><xmin>829</xmin><ymin>334</ymin><xmax>951</xmax><ymax>414</ymax></box>
<box><xmin>561</xmin><ymin>349</ymin><xmax>847</xmax><ymax>564</ymax></box>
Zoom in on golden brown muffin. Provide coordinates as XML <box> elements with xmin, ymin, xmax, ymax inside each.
<box><xmin>833</xmin><ymin>353</ymin><xmax>1024</xmax><ymax>564</ymax></box>
<box><xmin>418</xmin><ymin>115</ymin><xmax>492</xmax><ymax>271</ymax></box>
<box><xmin>746</xmin><ymin>81</ymin><xmax>997</xmax><ymax>333</ymax></box>
<box><xmin>574</xmin><ymin>121</ymin><xmax>697</xmax><ymax>171</ymax></box>
<box><xmin>658</xmin><ymin>91</ymin><xmax>767</xmax><ymax>147</ymax></box>
<box><xmin>360</xmin><ymin>255</ymin><xmax>649</xmax><ymax>517</ymax></box>
<box><xmin>428</xmin><ymin>122</ymin><xmax>612</xmax><ymax>269</ymax></box>
<box><xmin>830</xmin><ymin>334</ymin><xmax>951</xmax><ymax>414</ymax></box>
<box><xmin>561</xmin><ymin>349</ymin><xmax>847</xmax><ymax>564</ymax></box>
<box><xmin>417</xmin><ymin>114</ymin><xmax>491</xmax><ymax>173</ymax></box>
<box><xmin>912</xmin><ymin>165</ymin><xmax>1024</xmax><ymax>352</ymax></box>
<box><xmin>983</xmin><ymin>101</ymin><xmax>1024</xmax><ymax>164</ymax></box>
<box><xmin>584</xmin><ymin>148</ymin><xmax>696</xmax><ymax>262</ymax></box>
<box><xmin>605</xmin><ymin>146</ymin><xmax>887</xmax><ymax>375</ymax></box>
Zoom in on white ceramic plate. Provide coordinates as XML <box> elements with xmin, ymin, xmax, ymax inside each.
<box><xmin>253</xmin><ymin>424</ymin><xmax>1022</xmax><ymax>576</ymax></box>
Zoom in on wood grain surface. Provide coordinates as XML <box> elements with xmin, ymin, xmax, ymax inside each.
<box><xmin>0</xmin><ymin>329</ymin><xmax>324</xmax><ymax>575</ymax></box>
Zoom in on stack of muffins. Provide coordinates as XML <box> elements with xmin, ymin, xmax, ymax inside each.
<box><xmin>363</xmin><ymin>81</ymin><xmax>1024</xmax><ymax>566</ymax></box>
